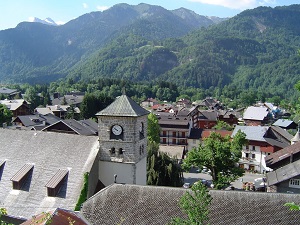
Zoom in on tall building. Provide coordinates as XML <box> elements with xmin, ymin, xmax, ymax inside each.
<box><xmin>96</xmin><ymin>94</ymin><xmax>149</xmax><ymax>186</ymax></box>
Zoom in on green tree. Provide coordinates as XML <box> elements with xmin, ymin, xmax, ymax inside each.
<box><xmin>182</xmin><ymin>130</ymin><xmax>247</xmax><ymax>189</ymax></box>
<box><xmin>0</xmin><ymin>104</ymin><xmax>12</xmax><ymax>127</ymax></box>
<box><xmin>80</xmin><ymin>93</ymin><xmax>113</xmax><ymax>119</ymax></box>
<box><xmin>284</xmin><ymin>202</ymin><xmax>300</xmax><ymax>211</ymax></box>
<box><xmin>65</xmin><ymin>104</ymin><xmax>79</xmax><ymax>120</ymax></box>
<box><xmin>146</xmin><ymin>113</ymin><xmax>183</xmax><ymax>187</ymax></box>
<box><xmin>147</xmin><ymin>113</ymin><xmax>161</xmax><ymax>144</ymax></box>
<box><xmin>212</xmin><ymin>120</ymin><xmax>233</xmax><ymax>131</ymax></box>
<box><xmin>169</xmin><ymin>182</ymin><xmax>212</xmax><ymax>225</ymax></box>
<box><xmin>24</xmin><ymin>86</ymin><xmax>41</xmax><ymax>111</ymax></box>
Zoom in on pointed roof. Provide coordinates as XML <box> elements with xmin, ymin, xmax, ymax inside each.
<box><xmin>291</xmin><ymin>131</ymin><xmax>300</xmax><ymax>143</ymax></box>
<box><xmin>96</xmin><ymin>95</ymin><xmax>149</xmax><ymax>117</ymax></box>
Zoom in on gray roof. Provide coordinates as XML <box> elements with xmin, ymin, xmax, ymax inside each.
<box><xmin>52</xmin><ymin>94</ymin><xmax>84</xmax><ymax>106</ymax></box>
<box><xmin>267</xmin><ymin>160</ymin><xmax>300</xmax><ymax>186</ymax></box>
<box><xmin>81</xmin><ymin>184</ymin><xmax>300</xmax><ymax>225</ymax></box>
<box><xmin>12</xmin><ymin>114</ymin><xmax>61</xmax><ymax>128</ymax></box>
<box><xmin>0</xmin><ymin>87</ymin><xmax>18</xmax><ymax>95</ymax></box>
<box><xmin>42</xmin><ymin>119</ymin><xmax>97</xmax><ymax>136</ymax></box>
<box><xmin>198</xmin><ymin>110</ymin><xmax>218</xmax><ymax>121</ymax></box>
<box><xmin>81</xmin><ymin>184</ymin><xmax>187</xmax><ymax>225</ymax></box>
<box><xmin>96</xmin><ymin>95</ymin><xmax>149</xmax><ymax>117</ymax></box>
<box><xmin>273</xmin><ymin>119</ymin><xmax>296</xmax><ymax>128</ymax></box>
<box><xmin>243</xmin><ymin>106</ymin><xmax>269</xmax><ymax>121</ymax></box>
<box><xmin>0</xmin><ymin>128</ymin><xmax>99</xmax><ymax>219</ymax></box>
<box><xmin>232</xmin><ymin>125</ymin><xmax>269</xmax><ymax>142</ymax></box>
<box><xmin>265</xmin><ymin>141</ymin><xmax>300</xmax><ymax>167</ymax></box>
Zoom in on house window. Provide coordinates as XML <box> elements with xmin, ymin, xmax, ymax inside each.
<box><xmin>245</xmin><ymin>153</ymin><xmax>249</xmax><ymax>158</ymax></box>
<box><xmin>252</xmin><ymin>146</ymin><xmax>255</xmax><ymax>151</ymax></box>
<box><xmin>289</xmin><ymin>179</ymin><xmax>300</xmax><ymax>188</ymax></box>
<box><xmin>245</xmin><ymin>145</ymin><xmax>249</xmax><ymax>150</ymax></box>
<box><xmin>252</xmin><ymin>154</ymin><xmax>255</xmax><ymax>159</ymax></box>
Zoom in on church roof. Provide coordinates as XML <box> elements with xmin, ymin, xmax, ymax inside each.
<box><xmin>81</xmin><ymin>184</ymin><xmax>300</xmax><ymax>225</ymax></box>
<box><xmin>96</xmin><ymin>95</ymin><xmax>149</xmax><ymax>117</ymax></box>
<box><xmin>0</xmin><ymin>129</ymin><xmax>99</xmax><ymax>219</ymax></box>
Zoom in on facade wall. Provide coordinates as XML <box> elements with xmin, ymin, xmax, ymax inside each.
<box><xmin>136</xmin><ymin>156</ymin><xmax>147</xmax><ymax>185</ymax></box>
<box><xmin>98</xmin><ymin>115</ymin><xmax>148</xmax><ymax>163</ymax></box>
<box><xmin>239</xmin><ymin>144</ymin><xmax>271</xmax><ymax>173</ymax></box>
<box><xmin>160</xmin><ymin>129</ymin><xmax>188</xmax><ymax>146</ymax></box>
<box><xmin>88</xmin><ymin>155</ymin><xmax>99</xmax><ymax>198</ymax></box>
<box><xmin>187</xmin><ymin>139</ymin><xmax>200</xmax><ymax>150</ymax></box>
<box><xmin>99</xmin><ymin>161</ymin><xmax>134</xmax><ymax>186</ymax></box>
<box><xmin>275</xmin><ymin>176</ymin><xmax>300</xmax><ymax>194</ymax></box>
<box><xmin>198</xmin><ymin>121</ymin><xmax>217</xmax><ymax>129</ymax></box>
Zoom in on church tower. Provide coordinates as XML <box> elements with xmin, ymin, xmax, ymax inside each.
<box><xmin>96</xmin><ymin>94</ymin><xmax>149</xmax><ymax>186</ymax></box>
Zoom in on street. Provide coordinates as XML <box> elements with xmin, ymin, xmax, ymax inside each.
<box><xmin>183</xmin><ymin>170</ymin><xmax>265</xmax><ymax>190</ymax></box>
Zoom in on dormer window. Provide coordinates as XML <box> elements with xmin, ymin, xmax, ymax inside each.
<box><xmin>11</xmin><ymin>164</ymin><xmax>34</xmax><ymax>190</ymax></box>
<box><xmin>45</xmin><ymin>169</ymin><xmax>69</xmax><ymax>197</ymax></box>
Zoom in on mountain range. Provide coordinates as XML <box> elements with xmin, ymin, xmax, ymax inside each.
<box><xmin>0</xmin><ymin>3</ymin><xmax>300</xmax><ymax>100</ymax></box>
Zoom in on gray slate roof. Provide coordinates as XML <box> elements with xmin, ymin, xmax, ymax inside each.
<box><xmin>243</xmin><ymin>106</ymin><xmax>269</xmax><ymax>121</ymax></box>
<box><xmin>96</xmin><ymin>95</ymin><xmax>149</xmax><ymax>117</ymax></box>
<box><xmin>273</xmin><ymin>119</ymin><xmax>296</xmax><ymax>128</ymax></box>
<box><xmin>42</xmin><ymin>119</ymin><xmax>97</xmax><ymax>136</ymax></box>
<box><xmin>81</xmin><ymin>184</ymin><xmax>187</xmax><ymax>225</ymax></box>
<box><xmin>0</xmin><ymin>128</ymin><xmax>99</xmax><ymax>219</ymax></box>
<box><xmin>232</xmin><ymin>125</ymin><xmax>269</xmax><ymax>142</ymax></box>
<box><xmin>267</xmin><ymin>160</ymin><xmax>300</xmax><ymax>186</ymax></box>
<box><xmin>81</xmin><ymin>184</ymin><xmax>300</xmax><ymax>225</ymax></box>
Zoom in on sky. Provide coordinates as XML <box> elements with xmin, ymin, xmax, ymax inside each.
<box><xmin>0</xmin><ymin>0</ymin><xmax>299</xmax><ymax>31</ymax></box>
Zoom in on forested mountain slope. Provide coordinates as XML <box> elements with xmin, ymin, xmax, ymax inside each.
<box><xmin>67</xmin><ymin>5</ymin><xmax>300</xmax><ymax>100</ymax></box>
<box><xmin>0</xmin><ymin>3</ymin><xmax>219</xmax><ymax>83</ymax></box>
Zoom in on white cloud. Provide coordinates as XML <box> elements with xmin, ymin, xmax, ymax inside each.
<box><xmin>188</xmin><ymin>0</ymin><xmax>258</xmax><ymax>10</ymax></box>
<box><xmin>96</xmin><ymin>5</ymin><xmax>110</xmax><ymax>11</ymax></box>
<box><xmin>258</xmin><ymin>0</ymin><xmax>277</xmax><ymax>6</ymax></box>
<box><xmin>83</xmin><ymin>3</ymin><xmax>89</xmax><ymax>9</ymax></box>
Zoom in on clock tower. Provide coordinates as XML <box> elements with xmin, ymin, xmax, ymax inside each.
<box><xmin>96</xmin><ymin>94</ymin><xmax>149</xmax><ymax>186</ymax></box>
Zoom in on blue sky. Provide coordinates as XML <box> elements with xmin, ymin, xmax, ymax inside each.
<box><xmin>1</xmin><ymin>0</ymin><xmax>299</xmax><ymax>30</ymax></box>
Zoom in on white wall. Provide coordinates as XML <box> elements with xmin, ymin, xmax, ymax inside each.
<box><xmin>136</xmin><ymin>156</ymin><xmax>147</xmax><ymax>185</ymax></box>
<box><xmin>99</xmin><ymin>161</ymin><xmax>134</xmax><ymax>186</ymax></box>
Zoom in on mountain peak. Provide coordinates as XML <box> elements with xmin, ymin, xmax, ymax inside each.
<box><xmin>28</xmin><ymin>17</ymin><xmax>58</xmax><ymax>26</ymax></box>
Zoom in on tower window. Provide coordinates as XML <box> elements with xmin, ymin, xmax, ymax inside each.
<box><xmin>119</xmin><ymin>148</ymin><xmax>123</xmax><ymax>155</ymax></box>
<box><xmin>110</xmin><ymin>147</ymin><xmax>115</xmax><ymax>155</ymax></box>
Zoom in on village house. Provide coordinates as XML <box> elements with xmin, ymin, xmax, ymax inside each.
<box><xmin>243</xmin><ymin>106</ymin><xmax>271</xmax><ymax>126</ymax></box>
<box><xmin>0</xmin><ymin>87</ymin><xmax>20</xmax><ymax>99</ymax></box>
<box><xmin>232</xmin><ymin>125</ymin><xmax>292</xmax><ymax>173</ymax></box>
<box><xmin>141</xmin><ymin>97</ymin><xmax>159</xmax><ymax>108</ymax></box>
<box><xmin>11</xmin><ymin>113</ymin><xmax>61</xmax><ymax>131</ymax></box>
<box><xmin>0</xmin><ymin>99</ymin><xmax>31</xmax><ymax>118</ymax></box>
<box><xmin>266</xmin><ymin>133</ymin><xmax>300</xmax><ymax>193</ymax></box>
<box><xmin>41</xmin><ymin>119</ymin><xmax>98</xmax><ymax>135</ymax></box>
<box><xmin>52</xmin><ymin>92</ymin><xmax>84</xmax><ymax>108</ymax></box>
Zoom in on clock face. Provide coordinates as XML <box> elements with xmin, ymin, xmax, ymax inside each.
<box><xmin>112</xmin><ymin>125</ymin><xmax>123</xmax><ymax>136</ymax></box>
